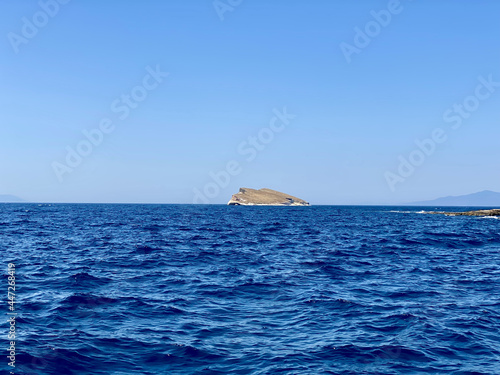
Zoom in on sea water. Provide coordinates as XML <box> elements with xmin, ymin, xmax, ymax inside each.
<box><xmin>1</xmin><ymin>204</ymin><xmax>499</xmax><ymax>374</ymax></box>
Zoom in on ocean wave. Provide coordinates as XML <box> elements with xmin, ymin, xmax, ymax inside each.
<box><xmin>3</xmin><ymin>204</ymin><xmax>500</xmax><ymax>374</ymax></box>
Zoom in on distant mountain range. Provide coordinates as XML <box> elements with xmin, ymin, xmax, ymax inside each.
<box><xmin>0</xmin><ymin>195</ymin><xmax>25</xmax><ymax>203</ymax></box>
<box><xmin>409</xmin><ymin>190</ymin><xmax>500</xmax><ymax>207</ymax></box>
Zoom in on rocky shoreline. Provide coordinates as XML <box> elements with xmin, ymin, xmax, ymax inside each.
<box><xmin>427</xmin><ymin>209</ymin><xmax>500</xmax><ymax>217</ymax></box>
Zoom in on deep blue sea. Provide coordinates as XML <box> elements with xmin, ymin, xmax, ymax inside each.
<box><xmin>1</xmin><ymin>204</ymin><xmax>500</xmax><ymax>374</ymax></box>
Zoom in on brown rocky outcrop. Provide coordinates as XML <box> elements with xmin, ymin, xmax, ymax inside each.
<box><xmin>227</xmin><ymin>188</ymin><xmax>310</xmax><ymax>206</ymax></box>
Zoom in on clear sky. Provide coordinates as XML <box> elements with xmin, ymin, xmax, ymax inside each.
<box><xmin>1</xmin><ymin>0</ymin><xmax>499</xmax><ymax>204</ymax></box>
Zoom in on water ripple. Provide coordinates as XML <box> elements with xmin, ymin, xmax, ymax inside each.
<box><xmin>1</xmin><ymin>204</ymin><xmax>499</xmax><ymax>374</ymax></box>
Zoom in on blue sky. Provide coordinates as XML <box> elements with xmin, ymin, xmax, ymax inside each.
<box><xmin>1</xmin><ymin>0</ymin><xmax>499</xmax><ymax>204</ymax></box>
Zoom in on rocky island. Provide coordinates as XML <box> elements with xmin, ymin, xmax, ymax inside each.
<box><xmin>427</xmin><ymin>209</ymin><xmax>500</xmax><ymax>217</ymax></box>
<box><xmin>227</xmin><ymin>188</ymin><xmax>310</xmax><ymax>206</ymax></box>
